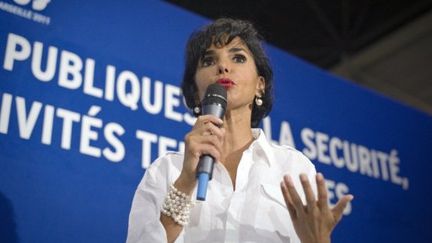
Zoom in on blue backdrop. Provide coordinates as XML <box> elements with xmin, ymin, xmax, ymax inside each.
<box><xmin>1</xmin><ymin>0</ymin><xmax>431</xmax><ymax>242</ymax></box>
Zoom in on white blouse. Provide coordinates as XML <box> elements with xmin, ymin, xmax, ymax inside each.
<box><xmin>127</xmin><ymin>129</ymin><xmax>317</xmax><ymax>243</ymax></box>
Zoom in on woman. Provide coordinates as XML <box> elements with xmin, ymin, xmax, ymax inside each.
<box><xmin>127</xmin><ymin>18</ymin><xmax>353</xmax><ymax>243</ymax></box>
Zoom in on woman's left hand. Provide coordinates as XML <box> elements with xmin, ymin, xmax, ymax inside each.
<box><xmin>280</xmin><ymin>173</ymin><xmax>353</xmax><ymax>243</ymax></box>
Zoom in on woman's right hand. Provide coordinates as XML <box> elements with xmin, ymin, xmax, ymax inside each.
<box><xmin>174</xmin><ymin>115</ymin><xmax>225</xmax><ymax>195</ymax></box>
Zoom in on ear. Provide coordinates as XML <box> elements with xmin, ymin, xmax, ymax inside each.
<box><xmin>256</xmin><ymin>76</ymin><xmax>265</xmax><ymax>96</ymax></box>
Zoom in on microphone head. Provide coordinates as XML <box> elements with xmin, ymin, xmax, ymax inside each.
<box><xmin>202</xmin><ymin>83</ymin><xmax>227</xmax><ymax>108</ymax></box>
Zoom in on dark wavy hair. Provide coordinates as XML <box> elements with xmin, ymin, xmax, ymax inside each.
<box><xmin>181</xmin><ymin>18</ymin><xmax>273</xmax><ymax>128</ymax></box>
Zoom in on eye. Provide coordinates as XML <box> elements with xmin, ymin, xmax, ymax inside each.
<box><xmin>200</xmin><ymin>56</ymin><xmax>215</xmax><ymax>67</ymax></box>
<box><xmin>233</xmin><ymin>54</ymin><xmax>246</xmax><ymax>63</ymax></box>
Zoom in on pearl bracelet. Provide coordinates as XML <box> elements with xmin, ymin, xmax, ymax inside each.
<box><xmin>161</xmin><ymin>184</ymin><xmax>195</xmax><ymax>226</ymax></box>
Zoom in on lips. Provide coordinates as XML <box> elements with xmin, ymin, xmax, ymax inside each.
<box><xmin>216</xmin><ymin>78</ymin><xmax>235</xmax><ymax>88</ymax></box>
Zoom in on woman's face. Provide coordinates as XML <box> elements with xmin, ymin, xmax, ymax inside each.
<box><xmin>194</xmin><ymin>37</ymin><xmax>265</xmax><ymax>113</ymax></box>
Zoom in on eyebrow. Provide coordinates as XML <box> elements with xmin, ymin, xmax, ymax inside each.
<box><xmin>229</xmin><ymin>47</ymin><xmax>247</xmax><ymax>53</ymax></box>
<box><xmin>202</xmin><ymin>47</ymin><xmax>247</xmax><ymax>56</ymax></box>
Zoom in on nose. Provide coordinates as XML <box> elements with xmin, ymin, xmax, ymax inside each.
<box><xmin>217</xmin><ymin>60</ymin><xmax>230</xmax><ymax>74</ymax></box>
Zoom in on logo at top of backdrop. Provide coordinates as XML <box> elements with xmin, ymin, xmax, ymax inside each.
<box><xmin>0</xmin><ymin>0</ymin><xmax>51</xmax><ymax>25</ymax></box>
<box><xmin>13</xmin><ymin>0</ymin><xmax>50</xmax><ymax>11</ymax></box>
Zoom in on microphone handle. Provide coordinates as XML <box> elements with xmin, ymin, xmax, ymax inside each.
<box><xmin>196</xmin><ymin>155</ymin><xmax>215</xmax><ymax>201</ymax></box>
<box><xmin>196</xmin><ymin>103</ymin><xmax>225</xmax><ymax>201</ymax></box>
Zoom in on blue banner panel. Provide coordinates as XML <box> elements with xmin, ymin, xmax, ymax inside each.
<box><xmin>1</xmin><ymin>0</ymin><xmax>431</xmax><ymax>242</ymax></box>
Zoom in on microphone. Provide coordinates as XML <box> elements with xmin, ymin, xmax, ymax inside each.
<box><xmin>196</xmin><ymin>83</ymin><xmax>227</xmax><ymax>201</ymax></box>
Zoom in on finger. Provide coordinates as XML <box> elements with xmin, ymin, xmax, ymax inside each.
<box><xmin>186</xmin><ymin>131</ymin><xmax>221</xmax><ymax>148</ymax></box>
<box><xmin>316</xmin><ymin>172</ymin><xmax>329</xmax><ymax>210</ymax></box>
<box><xmin>197</xmin><ymin>115</ymin><xmax>224</xmax><ymax>127</ymax></box>
<box><xmin>280</xmin><ymin>181</ymin><xmax>297</xmax><ymax>220</ymax></box>
<box><xmin>299</xmin><ymin>173</ymin><xmax>316</xmax><ymax>212</ymax></box>
<box><xmin>331</xmin><ymin>194</ymin><xmax>354</xmax><ymax>222</ymax></box>
<box><xmin>203</xmin><ymin>122</ymin><xmax>224</xmax><ymax>141</ymax></box>
<box><xmin>193</xmin><ymin>135</ymin><xmax>223</xmax><ymax>157</ymax></box>
<box><xmin>283</xmin><ymin>175</ymin><xmax>304</xmax><ymax>213</ymax></box>
<box><xmin>194</xmin><ymin>120</ymin><xmax>223</xmax><ymax>143</ymax></box>
<box><xmin>193</xmin><ymin>143</ymin><xmax>221</xmax><ymax>162</ymax></box>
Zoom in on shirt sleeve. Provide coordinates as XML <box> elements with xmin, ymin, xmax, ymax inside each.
<box><xmin>126</xmin><ymin>157</ymin><xmax>169</xmax><ymax>243</ymax></box>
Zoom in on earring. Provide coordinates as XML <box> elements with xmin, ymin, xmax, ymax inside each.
<box><xmin>193</xmin><ymin>106</ymin><xmax>201</xmax><ymax>115</ymax></box>
<box><xmin>255</xmin><ymin>96</ymin><xmax>263</xmax><ymax>106</ymax></box>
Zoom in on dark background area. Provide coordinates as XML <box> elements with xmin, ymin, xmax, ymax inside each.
<box><xmin>166</xmin><ymin>0</ymin><xmax>432</xmax><ymax>114</ymax></box>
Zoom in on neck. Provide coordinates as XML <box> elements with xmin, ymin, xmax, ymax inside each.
<box><xmin>219</xmin><ymin>106</ymin><xmax>255</xmax><ymax>189</ymax></box>
<box><xmin>221</xmin><ymin>106</ymin><xmax>254</xmax><ymax>156</ymax></box>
